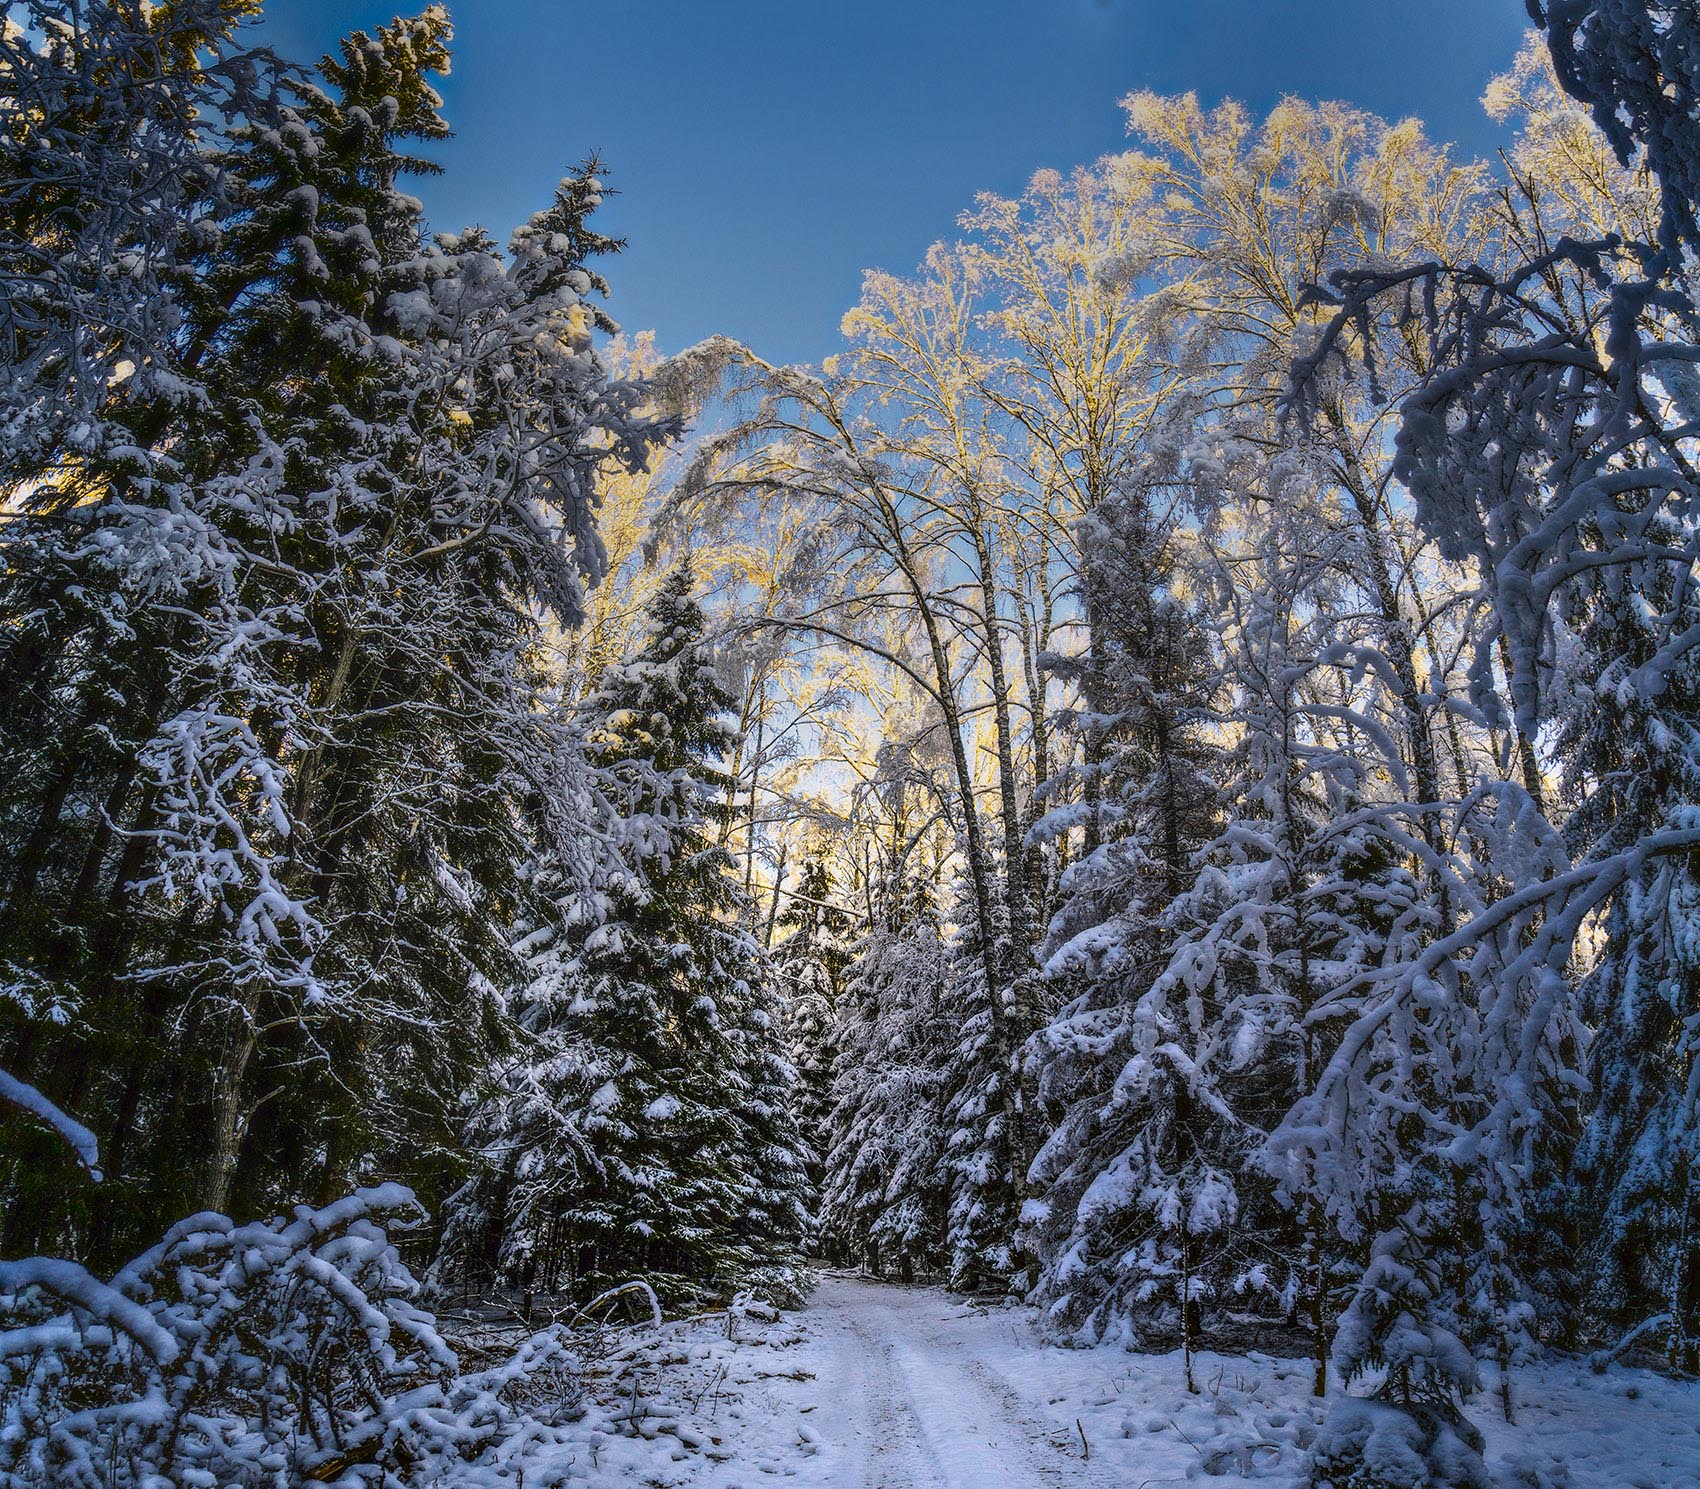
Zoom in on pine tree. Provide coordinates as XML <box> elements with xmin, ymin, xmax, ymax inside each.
<box><xmin>1310</xmin><ymin>1206</ymin><xmax>1494</xmax><ymax>1489</ymax></box>
<box><xmin>1022</xmin><ymin>485</ymin><xmax>1236</xmax><ymax>1352</ymax></box>
<box><xmin>0</xmin><ymin>0</ymin><xmax>289</xmax><ymax>1245</ymax></box>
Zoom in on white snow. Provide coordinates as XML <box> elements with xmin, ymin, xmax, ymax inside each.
<box><xmin>503</xmin><ymin>1274</ymin><xmax>1700</xmax><ymax>1488</ymax></box>
<box><xmin>0</xmin><ymin>1069</ymin><xmax>101</xmax><ymax>1177</ymax></box>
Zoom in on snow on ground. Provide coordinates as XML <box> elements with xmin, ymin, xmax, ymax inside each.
<box><xmin>516</xmin><ymin>1273</ymin><xmax>1700</xmax><ymax>1488</ymax></box>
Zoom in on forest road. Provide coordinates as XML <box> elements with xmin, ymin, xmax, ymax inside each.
<box><xmin>800</xmin><ymin>1275</ymin><xmax>1117</xmax><ymax>1489</ymax></box>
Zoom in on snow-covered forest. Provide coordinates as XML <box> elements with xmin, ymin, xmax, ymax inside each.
<box><xmin>1</xmin><ymin>2</ymin><xmax>1698</xmax><ymax>1486</ymax></box>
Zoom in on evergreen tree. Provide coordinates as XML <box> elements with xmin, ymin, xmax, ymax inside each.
<box><xmin>818</xmin><ymin>868</ymin><xmax>952</xmax><ymax>1278</ymax></box>
<box><xmin>1021</xmin><ymin>485</ymin><xmax>1232</xmax><ymax>1351</ymax></box>
<box><xmin>936</xmin><ymin>880</ymin><xmax>1015</xmax><ymax>1291</ymax></box>
<box><xmin>0</xmin><ymin>7</ymin><xmax>670</xmax><ymax>1262</ymax></box>
<box><xmin>773</xmin><ymin>857</ymin><xmax>853</xmax><ymax>1203</ymax></box>
<box><xmin>1565</xmin><ymin>512</ymin><xmax>1700</xmax><ymax>1368</ymax></box>
<box><xmin>445</xmin><ymin>563</ymin><xmax>809</xmax><ymax>1307</ymax></box>
<box><xmin>1310</xmin><ymin>1206</ymin><xmax>1495</xmax><ymax>1489</ymax></box>
<box><xmin>0</xmin><ymin>0</ymin><xmax>291</xmax><ymax>1243</ymax></box>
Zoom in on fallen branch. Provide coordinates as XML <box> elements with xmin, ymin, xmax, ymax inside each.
<box><xmin>1589</xmin><ymin>1313</ymin><xmax>1671</xmax><ymax>1372</ymax></box>
<box><xmin>569</xmin><ymin>1280</ymin><xmax>663</xmax><ymax>1330</ymax></box>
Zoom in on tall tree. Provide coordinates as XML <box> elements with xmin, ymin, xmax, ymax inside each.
<box><xmin>819</xmin><ymin>866</ymin><xmax>953</xmax><ymax>1278</ymax></box>
<box><xmin>774</xmin><ymin>856</ymin><xmax>854</xmax><ymax>1200</ymax></box>
<box><xmin>444</xmin><ymin>563</ymin><xmax>809</xmax><ymax>1306</ymax></box>
<box><xmin>0</xmin><ymin>7</ymin><xmax>670</xmax><ymax>1263</ymax></box>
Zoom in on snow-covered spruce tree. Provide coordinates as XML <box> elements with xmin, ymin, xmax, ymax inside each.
<box><xmin>1025</xmin><ymin>470</ymin><xmax>1437</xmax><ymax>1393</ymax></box>
<box><xmin>0</xmin><ymin>7</ymin><xmax>671</xmax><ymax>1265</ymax></box>
<box><xmin>445</xmin><ymin>563</ymin><xmax>809</xmax><ymax>1308</ymax></box>
<box><xmin>730</xmin><ymin>952</ymin><xmax>816</xmax><ymax>1300</ymax></box>
<box><xmin>1565</xmin><ymin>549</ymin><xmax>1700</xmax><ymax>1366</ymax></box>
<box><xmin>1259</xmin><ymin>685</ymin><xmax>1563</xmax><ymax>1473</ymax></box>
<box><xmin>818</xmin><ymin>867</ymin><xmax>954</xmax><ymax>1278</ymax></box>
<box><xmin>0</xmin><ymin>13</ymin><xmax>642</xmax><ymax>1475</ymax></box>
<box><xmin>1209</xmin><ymin>472</ymin><xmax>1483</xmax><ymax>1410</ymax></box>
<box><xmin>1021</xmin><ymin>475</ymin><xmax>1226</xmax><ymax>1348</ymax></box>
<box><xmin>1278</xmin><ymin>18</ymin><xmax>1699</xmax><ymax>1477</ymax></box>
<box><xmin>1276</xmin><ymin>764</ymin><xmax>1585</xmax><ymax>1454</ymax></box>
<box><xmin>935</xmin><ymin>870</ymin><xmax>1023</xmax><ymax>1292</ymax></box>
<box><xmin>0</xmin><ymin>0</ymin><xmax>286</xmax><ymax>1243</ymax></box>
<box><xmin>1309</xmin><ymin>1207</ymin><xmax>1494</xmax><ymax>1489</ymax></box>
<box><xmin>233</xmin><ymin>138</ymin><xmax>668</xmax><ymax>1237</ymax></box>
<box><xmin>773</xmin><ymin>856</ymin><xmax>854</xmax><ymax>1202</ymax></box>
<box><xmin>162</xmin><ymin>4</ymin><xmax>499</xmax><ymax>1232</ymax></box>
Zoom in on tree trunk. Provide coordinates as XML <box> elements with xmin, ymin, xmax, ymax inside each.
<box><xmin>203</xmin><ymin>985</ymin><xmax>264</xmax><ymax>1214</ymax></box>
<box><xmin>763</xmin><ymin>846</ymin><xmax>788</xmax><ymax>948</ymax></box>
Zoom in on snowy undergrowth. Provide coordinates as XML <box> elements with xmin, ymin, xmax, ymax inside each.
<box><xmin>0</xmin><ymin>1187</ymin><xmax>589</xmax><ymax>1489</ymax></box>
<box><xmin>0</xmin><ymin>1189</ymin><xmax>820</xmax><ymax>1489</ymax></box>
<box><xmin>483</xmin><ymin>1295</ymin><xmax>823</xmax><ymax>1488</ymax></box>
<box><xmin>970</xmin><ymin>1326</ymin><xmax>1699</xmax><ymax>1489</ymax></box>
<box><xmin>20</xmin><ymin>1233</ymin><xmax>1684</xmax><ymax>1489</ymax></box>
<box><xmin>982</xmin><ymin>1325</ymin><xmax>1700</xmax><ymax>1488</ymax></box>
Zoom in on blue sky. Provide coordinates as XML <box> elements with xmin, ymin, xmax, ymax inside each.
<box><xmin>259</xmin><ymin>1</ymin><xmax>1533</xmax><ymax>366</ymax></box>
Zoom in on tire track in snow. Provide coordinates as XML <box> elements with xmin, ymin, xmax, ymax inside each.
<box><xmin>802</xmin><ymin>1275</ymin><xmax>1118</xmax><ymax>1489</ymax></box>
<box><xmin>822</xmin><ymin>1289</ymin><xmax>943</xmax><ymax>1487</ymax></box>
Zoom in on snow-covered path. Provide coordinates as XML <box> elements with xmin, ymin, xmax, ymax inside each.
<box><xmin>798</xmin><ymin>1276</ymin><xmax>1109</xmax><ymax>1488</ymax></box>
<box><xmin>547</xmin><ymin>1272</ymin><xmax>1700</xmax><ymax>1489</ymax></box>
